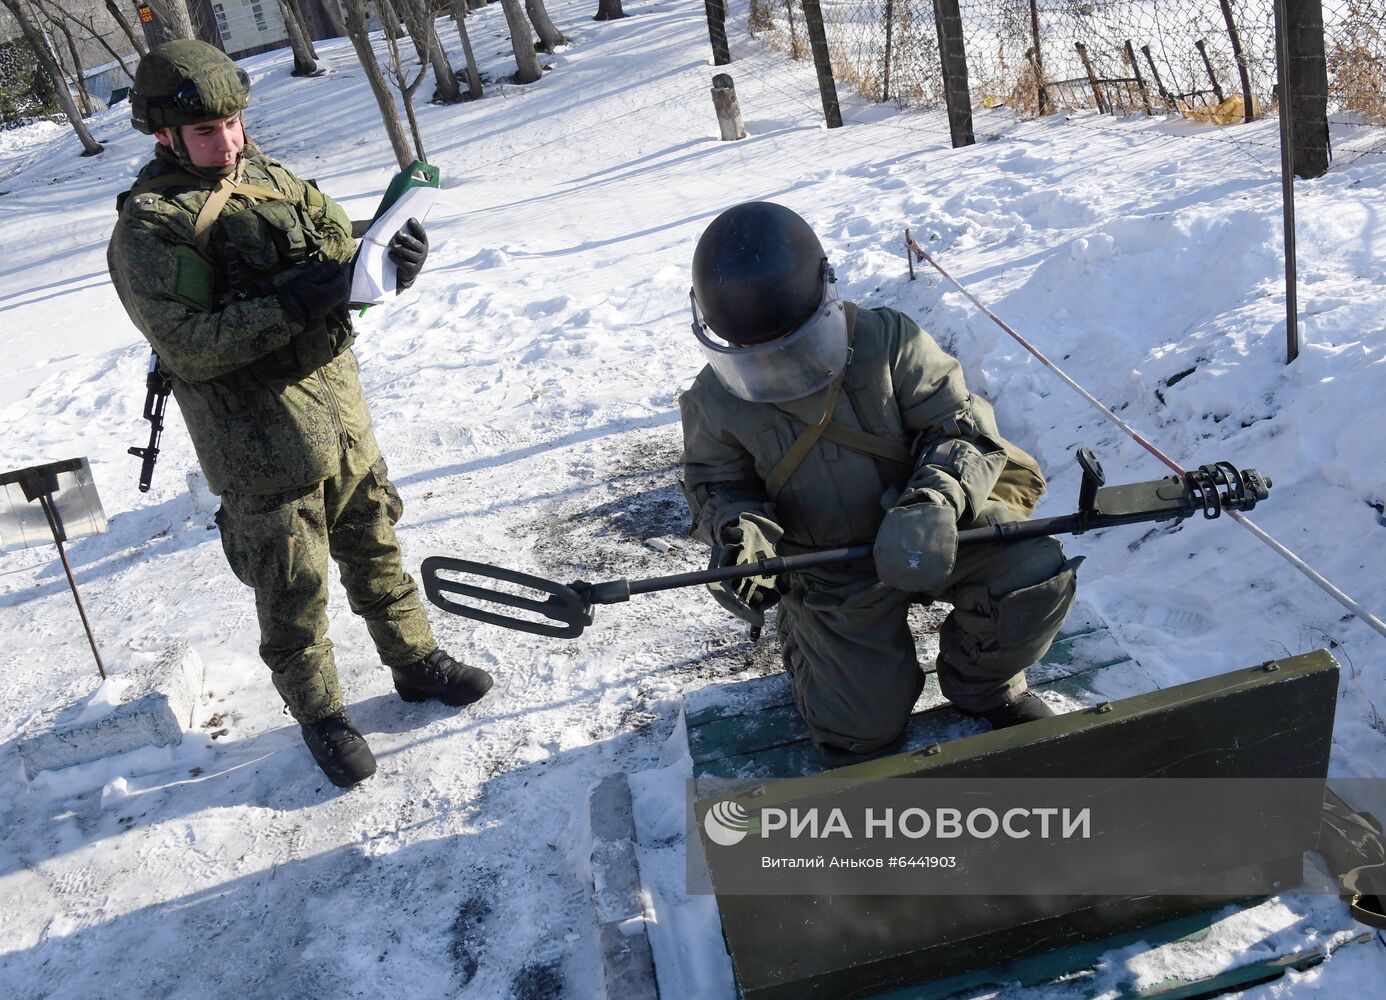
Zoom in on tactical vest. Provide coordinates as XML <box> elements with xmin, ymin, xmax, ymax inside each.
<box><xmin>119</xmin><ymin>157</ymin><xmax>355</xmax><ymax>383</ymax></box>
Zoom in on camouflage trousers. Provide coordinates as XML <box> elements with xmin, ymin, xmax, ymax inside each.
<box><xmin>777</xmin><ymin>499</ymin><xmax>1080</xmax><ymax>754</ymax></box>
<box><xmin>216</xmin><ymin>447</ymin><xmax>438</xmax><ymax>724</ymax></box>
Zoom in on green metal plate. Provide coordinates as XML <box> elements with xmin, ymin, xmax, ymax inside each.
<box><xmin>703</xmin><ymin>650</ymin><xmax>1340</xmax><ymax>1000</ymax></box>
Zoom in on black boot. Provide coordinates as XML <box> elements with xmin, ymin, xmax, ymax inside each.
<box><xmin>301</xmin><ymin>710</ymin><xmax>376</xmax><ymax>787</ymax></box>
<box><xmin>962</xmin><ymin>690</ymin><xmax>1055</xmax><ymax>730</ymax></box>
<box><xmin>393</xmin><ymin>649</ymin><xmax>494</xmax><ymax>707</ymax></box>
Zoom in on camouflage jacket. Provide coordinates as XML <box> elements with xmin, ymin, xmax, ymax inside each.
<box><xmin>679</xmin><ymin>305</ymin><xmax>1010</xmax><ymax>552</ymax></box>
<box><xmin>107</xmin><ymin>146</ymin><xmax>379</xmax><ymax>495</ymax></box>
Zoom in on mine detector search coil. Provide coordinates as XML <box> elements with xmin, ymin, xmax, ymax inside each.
<box><xmin>421</xmin><ymin>448</ymin><xmax>1272</xmax><ymax>639</ymax></box>
<box><xmin>128</xmin><ymin>352</ymin><xmax>173</xmax><ymax>493</ymax></box>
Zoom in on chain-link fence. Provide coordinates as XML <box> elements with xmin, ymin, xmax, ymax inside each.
<box><xmin>745</xmin><ymin>0</ymin><xmax>1386</xmax><ymax>128</ymax></box>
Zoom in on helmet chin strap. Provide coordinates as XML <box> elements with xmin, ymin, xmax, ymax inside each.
<box><xmin>167</xmin><ymin>123</ymin><xmax>249</xmax><ymax>181</ymax></box>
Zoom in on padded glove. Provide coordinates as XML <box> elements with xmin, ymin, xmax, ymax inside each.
<box><xmin>277</xmin><ymin>258</ymin><xmax>350</xmax><ymax>326</ymax></box>
<box><xmin>706</xmin><ymin>511</ymin><xmax>783</xmax><ymax>628</ymax></box>
<box><xmin>873</xmin><ymin>490</ymin><xmax>958</xmax><ymax>594</ymax></box>
<box><xmin>388</xmin><ymin>217</ymin><xmax>428</xmax><ymax>291</ymax></box>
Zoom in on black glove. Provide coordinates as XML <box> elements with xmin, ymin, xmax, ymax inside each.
<box><xmin>277</xmin><ymin>258</ymin><xmax>350</xmax><ymax>326</ymax></box>
<box><xmin>387</xmin><ymin>217</ymin><xmax>428</xmax><ymax>292</ymax></box>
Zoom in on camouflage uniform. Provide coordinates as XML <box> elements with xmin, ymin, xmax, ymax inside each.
<box><xmin>680</xmin><ymin>305</ymin><xmax>1080</xmax><ymax>753</ymax></box>
<box><xmin>108</xmin><ymin>144</ymin><xmax>438</xmax><ymax>724</ymax></box>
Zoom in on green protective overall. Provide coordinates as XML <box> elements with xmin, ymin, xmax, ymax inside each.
<box><xmin>681</xmin><ymin>305</ymin><xmax>1078</xmax><ymax>753</ymax></box>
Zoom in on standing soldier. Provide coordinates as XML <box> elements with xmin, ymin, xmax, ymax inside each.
<box><xmin>680</xmin><ymin>202</ymin><xmax>1081</xmax><ymax>768</ymax></box>
<box><xmin>107</xmin><ymin>40</ymin><xmax>492</xmax><ymax>788</ymax></box>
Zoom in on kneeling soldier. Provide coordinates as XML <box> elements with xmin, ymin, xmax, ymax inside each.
<box><xmin>679</xmin><ymin>202</ymin><xmax>1080</xmax><ymax>768</ymax></box>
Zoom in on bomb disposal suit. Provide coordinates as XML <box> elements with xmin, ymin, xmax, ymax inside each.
<box><xmin>680</xmin><ymin>203</ymin><xmax>1080</xmax><ymax>758</ymax></box>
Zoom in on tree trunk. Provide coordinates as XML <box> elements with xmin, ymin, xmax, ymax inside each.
<box><xmin>446</xmin><ymin>0</ymin><xmax>484</xmax><ymax>98</ymax></box>
<box><xmin>0</xmin><ymin>0</ymin><xmax>102</xmax><ymax>154</ymax></box>
<box><xmin>525</xmin><ymin>0</ymin><xmax>566</xmax><ymax>52</ymax></box>
<box><xmin>401</xmin><ymin>0</ymin><xmax>460</xmax><ymax>103</ymax></box>
<box><xmin>499</xmin><ymin>0</ymin><xmax>541</xmax><ymax>83</ymax></box>
<box><xmin>315</xmin><ymin>0</ymin><xmax>348</xmax><ymax>37</ymax></box>
<box><xmin>147</xmin><ymin>0</ymin><xmax>197</xmax><ymax>44</ymax></box>
<box><xmin>342</xmin><ymin>0</ymin><xmax>414</xmax><ymax>169</ymax></box>
<box><xmin>105</xmin><ymin>0</ymin><xmax>147</xmax><ymax>56</ymax></box>
<box><xmin>55</xmin><ymin>17</ymin><xmax>94</xmax><ymax>115</ymax></box>
<box><xmin>275</xmin><ymin>0</ymin><xmax>320</xmax><ymax>75</ymax></box>
<box><xmin>594</xmin><ymin>0</ymin><xmax>625</xmax><ymax>21</ymax></box>
<box><xmin>377</xmin><ymin>0</ymin><xmax>428</xmax><ymax>160</ymax></box>
<box><xmin>285</xmin><ymin>0</ymin><xmax>320</xmax><ymax>58</ymax></box>
<box><xmin>425</xmin><ymin>15</ymin><xmax>460</xmax><ymax>104</ymax></box>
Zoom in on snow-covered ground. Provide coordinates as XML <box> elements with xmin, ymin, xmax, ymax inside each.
<box><xmin>2</xmin><ymin>1</ymin><xmax>1385</xmax><ymax>997</ymax></box>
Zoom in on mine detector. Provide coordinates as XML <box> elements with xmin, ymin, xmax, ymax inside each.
<box><xmin>423</xmin><ymin>451</ymin><xmax>1386</xmax><ymax>999</ymax></box>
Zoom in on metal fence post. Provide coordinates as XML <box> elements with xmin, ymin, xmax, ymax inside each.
<box><xmin>1125</xmin><ymin>40</ymin><xmax>1154</xmax><ymax>115</ymax></box>
<box><xmin>1028</xmin><ymin>0</ymin><xmax>1048</xmax><ymax>114</ymax></box>
<box><xmin>705</xmin><ymin>0</ymin><xmax>732</xmax><ymax>66</ymax></box>
<box><xmin>932</xmin><ymin>0</ymin><xmax>975</xmax><ymax>145</ymax></box>
<box><xmin>882</xmin><ymin>0</ymin><xmax>895</xmax><ymax>103</ymax></box>
<box><xmin>1282</xmin><ymin>0</ymin><xmax>1330</xmax><ymax>178</ymax></box>
<box><xmin>1218</xmin><ymin>0</ymin><xmax>1256</xmax><ymax>122</ymax></box>
<box><xmin>1195</xmin><ymin>39</ymin><xmax>1226</xmax><ymax>102</ymax></box>
<box><xmin>1274</xmin><ymin>0</ymin><xmax>1301</xmax><ymax>364</ymax></box>
<box><xmin>800</xmin><ymin>0</ymin><xmax>843</xmax><ymax>128</ymax></box>
<box><xmin>1075</xmin><ymin>41</ymin><xmax>1108</xmax><ymax>114</ymax></box>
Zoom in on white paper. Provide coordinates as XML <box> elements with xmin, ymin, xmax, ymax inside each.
<box><xmin>348</xmin><ymin>184</ymin><xmax>440</xmax><ymax>305</ymax></box>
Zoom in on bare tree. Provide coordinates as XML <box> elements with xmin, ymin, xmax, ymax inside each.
<box><xmin>342</xmin><ymin>0</ymin><xmax>416</xmax><ymax>169</ymax></box>
<box><xmin>0</xmin><ymin>0</ymin><xmax>103</xmax><ymax>154</ymax></box>
<box><xmin>525</xmin><ymin>0</ymin><xmax>565</xmax><ymax>53</ymax></box>
<box><xmin>316</xmin><ymin>0</ymin><xmax>347</xmax><ymax>37</ymax></box>
<box><xmin>377</xmin><ymin>0</ymin><xmax>428</xmax><ymax>158</ymax></box>
<box><xmin>79</xmin><ymin>16</ymin><xmax>137</xmax><ymax>82</ymax></box>
<box><xmin>49</xmin><ymin>11</ymin><xmax>94</xmax><ymax>113</ymax></box>
<box><xmin>445</xmin><ymin>0</ymin><xmax>482</xmax><ymax>99</ymax></box>
<box><xmin>274</xmin><ymin>0</ymin><xmax>320</xmax><ymax>75</ymax></box>
<box><xmin>288</xmin><ymin>0</ymin><xmax>321</xmax><ymax>57</ymax></box>
<box><xmin>593</xmin><ymin>0</ymin><xmax>625</xmax><ymax>20</ymax></box>
<box><xmin>145</xmin><ymin>0</ymin><xmax>196</xmax><ymax>44</ymax></box>
<box><xmin>498</xmin><ymin>0</ymin><xmax>540</xmax><ymax>84</ymax></box>
<box><xmin>104</xmin><ymin>0</ymin><xmax>147</xmax><ymax>56</ymax></box>
<box><xmin>400</xmin><ymin>0</ymin><xmax>459</xmax><ymax>103</ymax></box>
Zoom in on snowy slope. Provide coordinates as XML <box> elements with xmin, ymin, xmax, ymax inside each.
<box><xmin>2</xmin><ymin>1</ymin><xmax>1385</xmax><ymax>996</ymax></box>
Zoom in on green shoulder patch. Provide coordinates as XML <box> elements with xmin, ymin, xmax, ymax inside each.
<box><xmin>172</xmin><ymin>245</ymin><xmax>215</xmax><ymax>311</ymax></box>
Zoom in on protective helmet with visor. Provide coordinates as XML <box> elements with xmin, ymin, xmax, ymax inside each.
<box><xmin>690</xmin><ymin>261</ymin><xmax>850</xmax><ymax>404</ymax></box>
<box><xmin>690</xmin><ymin>202</ymin><xmax>851</xmax><ymax>403</ymax></box>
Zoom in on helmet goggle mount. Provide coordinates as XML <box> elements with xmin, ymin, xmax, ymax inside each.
<box><xmin>142</xmin><ymin>70</ymin><xmax>251</xmax><ymax>119</ymax></box>
<box><xmin>690</xmin><ymin>259</ymin><xmax>852</xmax><ymax>404</ymax></box>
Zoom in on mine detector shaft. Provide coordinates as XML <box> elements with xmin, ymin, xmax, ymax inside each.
<box><xmin>421</xmin><ymin>448</ymin><xmax>1272</xmax><ymax>638</ymax></box>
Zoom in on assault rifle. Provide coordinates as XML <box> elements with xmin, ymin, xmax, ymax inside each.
<box><xmin>421</xmin><ymin>448</ymin><xmax>1271</xmax><ymax>638</ymax></box>
<box><xmin>128</xmin><ymin>352</ymin><xmax>172</xmax><ymax>493</ymax></box>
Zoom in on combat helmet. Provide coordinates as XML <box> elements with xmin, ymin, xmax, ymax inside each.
<box><xmin>130</xmin><ymin>39</ymin><xmax>251</xmax><ymax>135</ymax></box>
<box><xmin>689</xmin><ymin>202</ymin><xmax>850</xmax><ymax>403</ymax></box>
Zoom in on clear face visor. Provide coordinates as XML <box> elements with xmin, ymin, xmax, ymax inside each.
<box><xmin>690</xmin><ymin>263</ymin><xmax>851</xmax><ymax>403</ymax></box>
